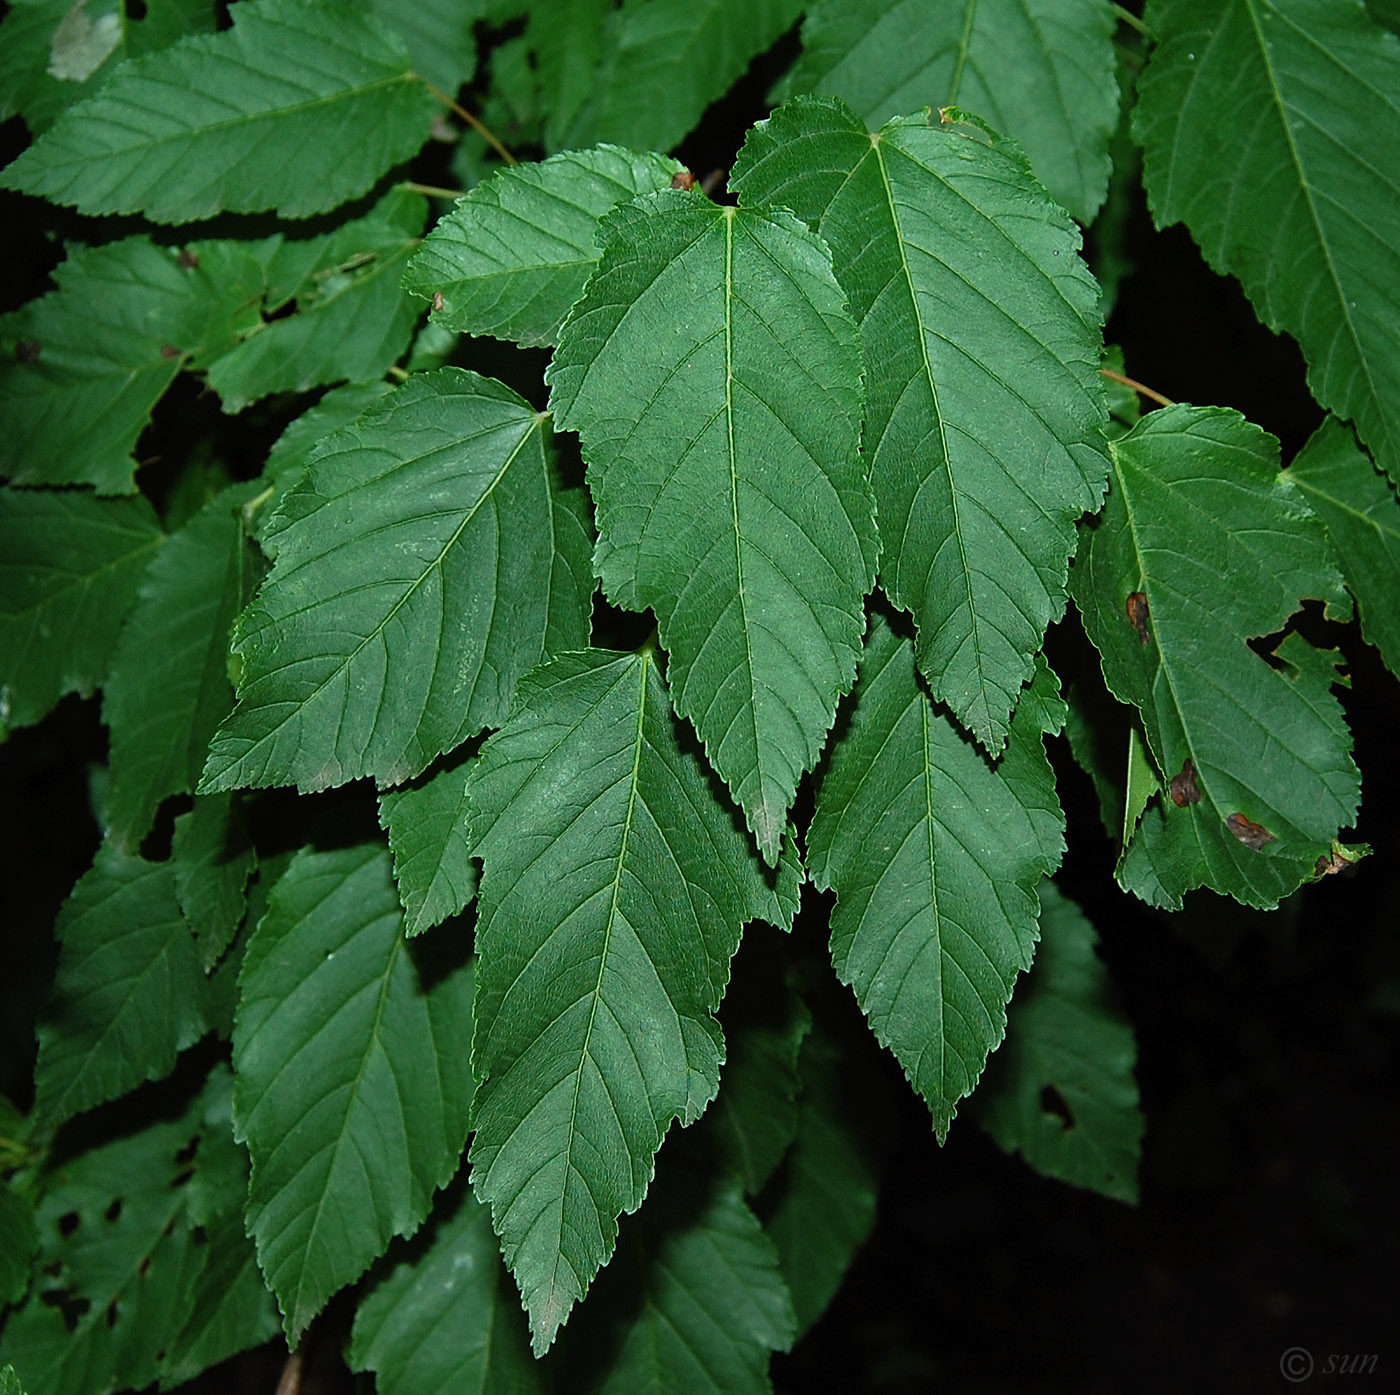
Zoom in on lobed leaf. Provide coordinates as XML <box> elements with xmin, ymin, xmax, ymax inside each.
<box><xmin>0</xmin><ymin>0</ymin><xmax>437</xmax><ymax>223</ymax></box>
<box><xmin>378</xmin><ymin>756</ymin><xmax>477</xmax><ymax>937</ymax></box>
<box><xmin>1288</xmin><ymin>416</ymin><xmax>1400</xmax><ymax>680</ymax></box>
<box><xmin>201</xmin><ymin>368</ymin><xmax>591</xmax><ymax>795</ymax></box>
<box><xmin>1135</xmin><ymin>0</ymin><xmax>1400</xmax><ymax>485</ymax></box>
<box><xmin>233</xmin><ymin>845</ymin><xmax>474</xmax><ymax>1342</ymax></box>
<box><xmin>733</xmin><ymin>99</ymin><xmax>1109</xmax><ymax>750</ymax></box>
<box><xmin>807</xmin><ymin>613</ymin><xmax>1066</xmax><ymax>1140</ymax></box>
<box><xmin>976</xmin><ymin>882</ymin><xmax>1144</xmax><ymax>1203</ymax></box>
<box><xmin>549</xmin><ymin>192</ymin><xmax>877</xmax><ymax>861</ymax></box>
<box><xmin>466</xmin><ymin>649</ymin><xmax>792</xmax><ymax>1353</ymax></box>
<box><xmin>34</xmin><ymin>844</ymin><xmax>208</xmax><ymax>1130</ymax></box>
<box><xmin>349</xmin><ymin>1183</ymin><xmax>542</xmax><ymax>1395</ymax></box>
<box><xmin>405</xmin><ymin>145</ymin><xmax>682</xmax><ymax>347</ymax></box>
<box><xmin>0</xmin><ymin>488</ymin><xmax>162</xmax><ymax>734</ymax></box>
<box><xmin>1071</xmin><ymin>405</ymin><xmax>1359</xmax><ymax>908</ymax></box>
<box><xmin>103</xmin><ymin>483</ymin><xmax>263</xmax><ymax>850</ymax></box>
<box><xmin>782</xmin><ymin>0</ymin><xmax>1119</xmax><ymax>221</ymax></box>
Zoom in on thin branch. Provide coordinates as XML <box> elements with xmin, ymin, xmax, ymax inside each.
<box><xmin>398</xmin><ymin>180</ymin><xmax>465</xmax><ymax>200</ymax></box>
<box><xmin>421</xmin><ymin>80</ymin><xmax>518</xmax><ymax>166</ymax></box>
<box><xmin>274</xmin><ymin>1348</ymin><xmax>303</xmax><ymax>1395</ymax></box>
<box><xmin>1101</xmin><ymin>366</ymin><xmax>1174</xmax><ymax>408</ymax></box>
<box><xmin>386</xmin><ymin>365</ymin><xmax>409</xmax><ymax>382</ymax></box>
<box><xmin>1111</xmin><ymin>3</ymin><xmax>1150</xmax><ymax>36</ymax></box>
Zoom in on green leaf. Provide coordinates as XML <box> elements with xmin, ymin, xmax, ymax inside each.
<box><xmin>1</xmin><ymin>1365</ymin><xmax>28</xmax><ymax>1395</ymax></box>
<box><xmin>782</xmin><ymin>0</ymin><xmax>1119</xmax><ymax>221</ymax></box>
<box><xmin>976</xmin><ymin>883</ymin><xmax>1144</xmax><ymax>1203</ymax></box>
<box><xmin>201</xmin><ymin>368</ymin><xmax>592</xmax><ymax>795</ymax></box>
<box><xmin>1134</xmin><ymin>0</ymin><xmax>1400</xmax><ymax>485</ymax></box>
<box><xmin>34</xmin><ymin>844</ymin><xmax>207</xmax><ymax>1130</ymax></box>
<box><xmin>548</xmin><ymin>193</ymin><xmax>876</xmax><ymax>862</ymax></box>
<box><xmin>466</xmin><ymin>649</ymin><xmax>792</xmax><ymax>1353</ymax></box>
<box><xmin>1288</xmin><ymin>416</ymin><xmax>1400</xmax><ymax>680</ymax></box>
<box><xmin>0</xmin><ymin>1095</ymin><xmax>207</xmax><ymax>1395</ymax></box>
<box><xmin>0</xmin><ymin>488</ymin><xmax>162</xmax><ymax>734</ymax></box>
<box><xmin>103</xmin><ymin>484</ymin><xmax>262</xmax><ymax>850</ymax></box>
<box><xmin>574</xmin><ymin>1169</ymin><xmax>796</xmax><ymax>1395</ymax></box>
<box><xmin>762</xmin><ymin>1024</ymin><xmax>891</xmax><ymax>1337</ymax></box>
<box><xmin>258</xmin><ymin>377</ymin><xmax>396</xmax><ymax>501</ymax></box>
<box><xmin>806</xmin><ymin>613</ymin><xmax>1065</xmax><ymax>1140</ymax></box>
<box><xmin>1071</xmin><ymin>405</ymin><xmax>1359</xmax><ymax>908</ymax></box>
<box><xmin>204</xmin><ymin>189</ymin><xmax>429</xmax><ymax>412</ymax></box>
<box><xmin>732</xmin><ymin>99</ymin><xmax>1109</xmax><ymax>750</ymax></box>
<box><xmin>378</xmin><ymin>756</ymin><xmax>477</xmax><ymax>937</ymax></box>
<box><xmin>0</xmin><ymin>0</ymin><xmax>437</xmax><ymax>223</ymax></box>
<box><xmin>0</xmin><ymin>238</ymin><xmax>254</xmax><ymax>493</ymax></box>
<box><xmin>364</xmin><ymin>0</ymin><xmax>483</xmax><ymax>96</ymax></box>
<box><xmin>544</xmin><ymin>0</ymin><xmax>804</xmax><ymax>154</ymax></box>
<box><xmin>172</xmin><ymin>795</ymin><xmax>256</xmax><ymax>972</ymax></box>
<box><xmin>0</xmin><ymin>1182</ymin><xmax>37</xmax><ymax>1307</ymax></box>
<box><xmin>349</xmin><ymin>1182</ymin><xmax>542</xmax><ymax>1395</ymax></box>
<box><xmin>0</xmin><ymin>0</ymin><xmax>216</xmax><ymax>133</ymax></box>
<box><xmin>526</xmin><ymin>0</ymin><xmax>612</xmax><ymax>149</ymax></box>
<box><xmin>404</xmin><ymin>145</ymin><xmax>682</xmax><ymax>347</ymax></box>
<box><xmin>233</xmin><ymin>844</ymin><xmax>474</xmax><ymax>1343</ymax></box>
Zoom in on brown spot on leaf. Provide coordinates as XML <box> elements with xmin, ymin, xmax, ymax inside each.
<box><xmin>17</xmin><ymin>339</ymin><xmax>41</xmax><ymax>363</ymax></box>
<box><xmin>431</xmin><ymin>291</ymin><xmax>445</xmax><ymax>314</ymax></box>
<box><xmin>176</xmin><ymin>248</ymin><xmax>199</xmax><ymax>269</ymax></box>
<box><xmin>1169</xmin><ymin>758</ymin><xmax>1201</xmax><ymax>807</ymax></box>
<box><xmin>670</xmin><ymin>169</ymin><xmax>697</xmax><ymax>190</ymax></box>
<box><xmin>159</xmin><ymin>344</ymin><xmax>180</xmax><ymax>359</ymax></box>
<box><xmin>1126</xmin><ymin>590</ymin><xmax>1150</xmax><ymax>645</ymax></box>
<box><xmin>1227</xmin><ymin>812</ymin><xmax>1275</xmax><ymax>850</ymax></box>
<box><xmin>1314</xmin><ymin>846</ymin><xmax>1355</xmax><ymax>877</ymax></box>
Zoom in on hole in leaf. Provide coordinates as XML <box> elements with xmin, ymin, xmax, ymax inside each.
<box><xmin>1246</xmin><ymin>633</ymin><xmax>1289</xmax><ymax>672</ymax></box>
<box><xmin>42</xmin><ymin>1260</ymin><xmax>62</xmax><ymax>1278</ymax></box>
<box><xmin>105</xmin><ymin>1300</ymin><xmax>120</xmax><ymax>1329</ymax></box>
<box><xmin>173</xmin><ymin>1137</ymin><xmax>199</xmax><ymax>1167</ymax></box>
<box><xmin>170</xmin><ymin>1166</ymin><xmax>195</xmax><ymax>1190</ymax></box>
<box><xmin>41</xmin><ymin>1288</ymin><xmax>91</xmax><ymax>1331</ymax></box>
<box><xmin>1040</xmin><ymin>1084</ymin><xmax>1076</xmax><ymax>1130</ymax></box>
<box><xmin>138</xmin><ymin>1254</ymin><xmax>153</xmax><ymax>1279</ymax></box>
<box><xmin>127</xmin><ymin>0</ymin><xmax>148</xmax><ymax>17</ymax></box>
<box><xmin>57</xmin><ymin>1211</ymin><xmax>80</xmax><ymax>1238</ymax></box>
<box><xmin>103</xmin><ymin>1198</ymin><xmax>122</xmax><ymax>1223</ymax></box>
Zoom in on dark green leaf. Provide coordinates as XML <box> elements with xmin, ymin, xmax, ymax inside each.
<box><xmin>34</xmin><ymin>844</ymin><xmax>207</xmax><ymax>1130</ymax></box>
<box><xmin>549</xmin><ymin>192</ymin><xmax>876</xmax><ymax>861</ymax></box>
<box><xmin>1071</xmin><ymin>405</ymin><xmax>1359</xmax><ymax>908</ymax></box>
<box><xmin>783</xmin><ymin>0</ymin><xmax>1119</xmax><ymax>221</ymax></box>
<box><xmin>379</xmin><ymin>757</ymin><xmax>476</xmax><ymax>937</ymax></box>
<box><xmin>1135</xmin><ymin>0</ymin><xmax>1400</xmax><ymax>484</ymax></box>
<box><xmin>467</xmin><ymin>649</ymin><xmax>793</xmax><ymax>1352</ymax></box>
<box><xmin>0</xmin><ymin>488</ymin><xmax>162</xmax><ymax>734</ymax></box>
<box><xmin>233</xmin><ymin>845</ymin><xmax>474</xmax><ymax>1342</ymax></box>
<box><xmin>807</xmin><ymin>614</ymin><xmax>1065</xmax><ymax>1140</ymax></box>
<box><xmin>976</xmin><ymin>883</ymin><xmax>1144</xmax><ymax>1203</ymax></box>
<box><xmin>405</xmin><ymin>145</ymin><xmax>681</xmax><ymax>347</ymax></box>
<box><xmin>0</xmin><ymin>0</ymin><xmax>437</xmax><ymax>222</ymax></box>
<box><xmin>733</xmin><ymin>99</ymin><xmax>1109</xmax><ymax>750</ymax></box>
<box><xmin>364</xmin><ymin>0</ymin><xmax>483</xmax><ymax>96</ymax></box>
<box><xmin>258</xmin><ymin>378</ymin><xmax>396</xmax><ymax>505</ymax></box>
<box><xmin>172</xmin><ymin>795</ymin><xmax>256</xmax><ymax>972</ymax></box>
<box><xmin>0</xmin><ymin>1182</ymin><xmax>37</xmax><ymax>1307</ymax></box>
<box><xmin>103</xmin><ymin>483</ymin><xmax>262</xmax><ymax>849</ymax></box>
<box><xmin>1288</xmin><ymin>416</ymin><xmax>1400</xmax><ymax>680</ymax></box>
<box><xmin>349</xmin><ymin>1183</ymin><xmax>542</xmax><ymax>1395</ymax></box>
<box><xmin>201</xmin><ymin>368</ymin><xmax>592</xmax><ymax>794</ymax></box>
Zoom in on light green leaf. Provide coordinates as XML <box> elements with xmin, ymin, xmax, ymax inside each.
<box><xmin>364</xmin><ymin>0</ymin><xmax>483</xmax><ymax>96</ymax></box>
<box><xmin>976</xmin><ymin>883</ymin><xmax>1144</xmax><ymax>1203</ymax></box>
<box><xmin>782</xmin><ymin>0</ymin><xmax>1119</xmax><ymax>221</ymax></box>
<box><xmin>1</xmin><ymin>1365</ymin><xmax>28</xmax><ymax>1395</ymax></box>
<box><xmin>762</xmin><ymin>1024</ymin><xmax>891</xmax><ymax>1337</ymax></box>
<box><xmin>0</xmin><ymin>1094</ymin><xmax>207</xmax><ymax>1395</ymax></box>
<box><xmin>0</xmin><ymin>1182</ymin><xmax>37</xmax><ymax>1308</ymax></box>
<box><xmin>545</xmin><ymin>0</ymin><xmax>804</xmax><ymax>154</ymax></box>
<box><xmin>379</xmin><ymin>756</ymin><xmax>476</xmax><ymax>937</ymax></box>
<box><xmin>349</xmin><ymin>1182</ymin><xmax>542</xmax><ymax>1395</ymax></box>
<box><xmin>0</xmin><ymin>0</ymin><xmax>437</xmax><ymax>222</ymax></box>
<box><xmin>205</xmin><ymin>189</ymin><xmax>429</xmax><ymax>412</ymax></box>
<box><xmin>1135</xmin><ymin>0</ymin><xmax>1400</xmax><ymax>485</ymax></box>
<box><xmin>0</xmin><ymin>0</ymin><xmax>216</xmax><ymax>132</ymax></box>
<box><xmin>34</xmin><ymin>844</ymin><xmax>207</xmax><ymax>1130</ymax></box>
<box><xmin>233</xmin><ymin>844</ymin><xmax>474</xmax><ymax>1343</ymax></box>
<box><xmin>1288</xmin><ymin>416</ymin><xmax>1400</xmax><ymax>680</ymax></box>
<box><xmin>172</xmin><ymin>795</ymin><xmax>256</xmax><ymax>972</ymax></box>
<box><xmin>548</xmin><ymin>192</ymin><xmax>876</xmax><ymax>862</ymax></box>
<box><xmin>200</xmin><ymin>368</ymin><xmax>592</xmax><ymax>795</ymax></box>
<box><xmin>0</xmin><ymin>488</ymin><xmax>162</xmax><ymax>734</ymax></box>
<box><xmin>0</xmin><ymin>238</ymin><xmax>254</xmax><ymax>493</ymax></box>
<box><xmin>466</xmin><ymin>649</ymin><xmax>792</xmax><ymax>1353</ymax></box>
<box><xmin>807</xmin><ymin>613</ymin><xmax>1065</xmax><ymax>1140</ymax></box>
<box><xmin>1071</xmin><ymin>405</ymin><xmax>1359</xmax><ymax>908</ymax></box>
<box><xmin>405</xmin><ymin>145</ymin><xmax>682</xmax><ymax>347</ymax></box>
<box><xmin>103</xmin><ymin>483</ymin><xmax>262</xmax><ymax>850</ymax></box>
<box><xmin>732</xmin><ymin>99</ymin><xmax>1109</xmax><ymax>750</ymax></box>
<box><xmin>575</xmin><ymin>1169</ymin><xmax>796</xmax><ymax>1395</ymax></box>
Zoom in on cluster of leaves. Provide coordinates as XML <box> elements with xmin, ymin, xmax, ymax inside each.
<box><xmin>1</xmin><ymin>0</ymin><xmax>1397</xmax><ymax>1391</ymax></box>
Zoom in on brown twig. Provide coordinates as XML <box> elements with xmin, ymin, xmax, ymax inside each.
<box><xmin>421</xmin><ymin>80</ymin><xmax>518</xmax><ymax>166</ymax></box>
<box><xmin>1101</xmin><ymin>366</ymin><xmax>1174</xmax><ymax>408</ymax></box>
<box><xmin>274</xmin><ymin>1348</ymin><xmax>303</xmax><ymax>1395</ymax></box>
